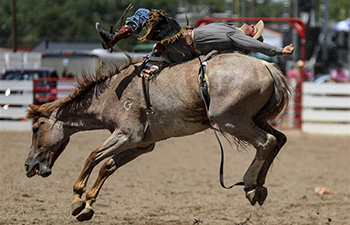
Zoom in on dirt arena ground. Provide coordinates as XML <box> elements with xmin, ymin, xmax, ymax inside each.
<box><xmin>0</xmin><ymin>129</ymin><xmax>349</xmax><ymax>225</ymax></box>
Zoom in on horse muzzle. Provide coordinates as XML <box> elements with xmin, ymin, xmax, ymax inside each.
<box><xmin>25</xmin><ymin>161</ymin><xmax>52</xmax><ymax>178</ymax></box>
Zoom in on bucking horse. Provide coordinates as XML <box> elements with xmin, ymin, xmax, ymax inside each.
<box><xmin>25</xmin><ymin>53</ymin><xmax>290</xmax><ymax>221</ymax></box>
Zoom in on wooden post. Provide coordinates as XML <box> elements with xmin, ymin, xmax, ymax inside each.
<box><xmin>11</xmin><ymin>0</ymin><xmax>17</xmax><ymax>52</ymax></box>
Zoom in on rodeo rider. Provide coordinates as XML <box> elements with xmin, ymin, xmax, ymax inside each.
<box><xmin>95</xmin><ymin>8</ymin><xmax>294</xmax><ymax>63</ymax></box>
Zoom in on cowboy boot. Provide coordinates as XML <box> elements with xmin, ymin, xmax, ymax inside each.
<box><xmin>95</xmin><ymin>23</ymin><xmax>115</xmax><ymax>49</ymax></box>
<box><xmin>95</xmin><ymin>23</ymin><xmax>133</xmax><ymax>50</ymax></box>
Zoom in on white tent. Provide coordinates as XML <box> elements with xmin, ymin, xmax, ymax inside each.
<box><xmin>332</xmin><ymin>18</ymin><xmax>350</xmax><ymax>32</ymax></box>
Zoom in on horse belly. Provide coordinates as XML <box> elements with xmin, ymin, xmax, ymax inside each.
<box><xmin>146</xmin><ymin>108</ymin><xmax>208</xmax><ymax>141</ymax></box>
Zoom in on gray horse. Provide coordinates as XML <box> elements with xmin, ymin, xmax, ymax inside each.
<box><xmin>25</xmin><ymin>53</ymin><xmax>290</xmax><ymax>221</ymax></box>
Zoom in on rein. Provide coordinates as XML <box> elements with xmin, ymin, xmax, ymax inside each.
<box><xmin>214</xmin><ymin>130</ymin><xmax>244</xmax><ymax>189</ymax></box>
<box><xmin>196</xmin><ymin>51</ymin><xmax>244</xmax><ymax>189</ymax></box>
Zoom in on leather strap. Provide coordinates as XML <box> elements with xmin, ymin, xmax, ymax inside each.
<box><xmin>197</xmin><ymin>53</ymin><xmax>244</xmax><ymax>189</ymax></box>
<box><xmin>142</xmin><ymin>74</ymin><xmax>152</xmax><ymax>110</ymax></box>
<box><xmin>214</xmin><ymin>130</ymin><xmax>244</xmax><ymax>189</ymax></box>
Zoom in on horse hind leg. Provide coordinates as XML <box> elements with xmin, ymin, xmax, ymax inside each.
<box><xmin>256</xmin><ymin>123</ymin><xmax>287</xmax><ymax>191</ymax></box>
<box><xmin>75</xmin><ymin>144</ymin><xmax>155</xmax><ymax>222</ymax></box>
<box><xmin>219</xmin><ymin>118</ymin><xmax>277</xmax><ymax>206</ymax></box>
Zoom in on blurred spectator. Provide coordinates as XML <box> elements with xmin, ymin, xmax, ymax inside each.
<box><xmin>331</xmin><ymin>63</ymin><xmax>349</xmax><ymax>83</ymax></box>
<box><xmin>61</xmin><ymin>68</ymin><xmax>75</xmax><ymax>78</ymax></box>
<box><xmin>62</xmin><ymin>67</ymin><xmax>68</xmax><ymax>78</ymax></box>
<box><xmin>287</xmin><ymin>60</ymin><xmax>312</xmax><ymax>81</ymax></box>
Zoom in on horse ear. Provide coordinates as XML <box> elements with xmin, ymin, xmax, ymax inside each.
<box><xmin>29</xmin><ymin>104</ymin><xmax>38</xmax><ymax>110</ymax></box>
<box><xmin>29</xmin><ymin>104</ymin><xmax>41</xmax><ymax>112</ymax></box>
<box><xmin>27</xmin><ymin>105</ymin><xmax>41</xmax><ymax>118</ymax></box>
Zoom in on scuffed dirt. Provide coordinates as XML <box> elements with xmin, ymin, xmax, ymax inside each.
<box><xmin>0</xmin><ymin>130</ymin><xmax>349</xmax><ymax>224</ymax></box>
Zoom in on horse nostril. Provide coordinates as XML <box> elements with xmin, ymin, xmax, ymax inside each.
<box><xmin>25</xmin><ymin>164</ymin><xmax>29</xmax><ymax>172</ymax></box>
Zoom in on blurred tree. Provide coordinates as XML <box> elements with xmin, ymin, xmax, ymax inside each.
<box><xmin>328</xmin><ymin>0</ymin><xmax>350</xmax><ymax>22</ymax></box>
<box><xmin>255</xmin><ymin>0</ymin><xmax>284</xmax><ymax>17</ymax></box>
<box><xmin>0</xmin><ymin>1</ymin><xmax>12</xmax><ymax>46</ymax></box>
<box><xmin>0</xmin><ymin>0</ymin><xmax>348</xmax><ymax>50</ymax></box>
<box><xmin>298</xmin><ymin>0</ymin><xmax>315</xmax><ymax>12</ymax></box>
<box><xmin>189</xmin><ymin>0</ymin><xmax>225</xmax><ymax>12</ymax></box>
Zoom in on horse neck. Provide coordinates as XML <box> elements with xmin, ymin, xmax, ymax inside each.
<box><xmin>55</xmin><ymin>84</ymin><xmax>107</xmax><ymax>135</ymax></box>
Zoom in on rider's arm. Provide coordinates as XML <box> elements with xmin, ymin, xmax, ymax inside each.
<box><xmin>230</xmin><ymin>29</ymin><xmax>284</xmax><ymax>56</ymax></box>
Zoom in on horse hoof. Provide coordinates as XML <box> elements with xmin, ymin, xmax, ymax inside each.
<box><xmin>76</xmin><ymin>206</ymin><xmax>95</xmax><ymax>222</ymax></box>
<box><xmin>244</xmin><ymin>185</ymin><xmax>268</xmax><ymax>206</ymax></box>
<box><xmin>256</xmin><ymin>186</ymin><xmax>268</xmax><ymax>205</ymax></box>
<box><xmin>71</xmin><ymin>199</ymin><xmax>86</xmax><ymax>216</ymax></box>
<box><xmin>244</xmin><ymin>187</ymin><xmax>257</xmax><ymax>206</ymax></box>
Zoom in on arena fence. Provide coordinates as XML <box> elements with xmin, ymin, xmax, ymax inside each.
<box><xmin>0</xmin><ymin>80</ymin><xmax>33</xmax><ymax>130</ymax></box>
<box><xmin>302</xmin><ymin>82</ymin><xmax>350</xmax><ymax>135</ymax></box>
<box><xmin>0</xmin><ymin>78</ymin><xmax>77</xmax><ymax>131</ymax></box>
<box><xmin>33</xmin><ymin>78</ymin><xmax>76</xmax><ymax>105</ymax></box>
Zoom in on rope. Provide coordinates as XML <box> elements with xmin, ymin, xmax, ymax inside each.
<box><xmin>115</xmin><ymin>3</ymin><xmax>134</xmax><ymax>30</ymax></box>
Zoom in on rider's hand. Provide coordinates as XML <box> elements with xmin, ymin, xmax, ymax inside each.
<box><xmin>114</xmin><ymin>26</ymin><xmax>133</xmax><ymax>42</ymax></box>
<box><xmin>282</xmin><ymin>44</ymin><xmax>294</xmax><ymax>55</ymax></box>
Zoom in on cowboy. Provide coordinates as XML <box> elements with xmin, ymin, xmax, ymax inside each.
<box><xmin>96</xmin><ymin>8</ymin><xmax>294</xmax><ymax>63</ymax></box>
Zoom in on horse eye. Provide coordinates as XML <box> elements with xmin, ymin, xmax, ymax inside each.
<box><xmin>33</xmin><ymin>127</ymin><xmax>39</xmax><ymax>133</ymax></box>
<box><xmin>40</xmin><ymin>121</ymin><xmax>45</xmax><ymax>125</ymax></box>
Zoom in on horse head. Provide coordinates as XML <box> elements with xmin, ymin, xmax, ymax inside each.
<box><xmin>25</xmin><ymin>105</ymin><xmax>70</xmax><ymax>178</ymax></box>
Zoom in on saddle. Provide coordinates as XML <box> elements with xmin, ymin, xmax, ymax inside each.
<box><xmin>140</xmin><ymin>61</ymin><xmax>166</xmax><ymax>79</ymax></box>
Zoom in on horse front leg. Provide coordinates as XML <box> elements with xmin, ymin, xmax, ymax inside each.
<box><xmin>76</xmin><ymin>144</ymin><xmax>155</xmax><ymax>222</ymax></box>
<box><xmin>71</xmin><ymin>129</ymin><xmax>130</xmax><ymax>216</ymax></box>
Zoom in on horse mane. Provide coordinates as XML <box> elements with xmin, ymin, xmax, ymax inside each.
<box><xmin>27</xmin><ymin>54</ymin><xmax>138</xmax><ymax>119</ymax></box>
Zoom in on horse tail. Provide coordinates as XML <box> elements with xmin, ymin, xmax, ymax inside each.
<box><xmin>254</xmin><ymin>62</ymin><xmax>291</xmax><ymax>123</ymax></box>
